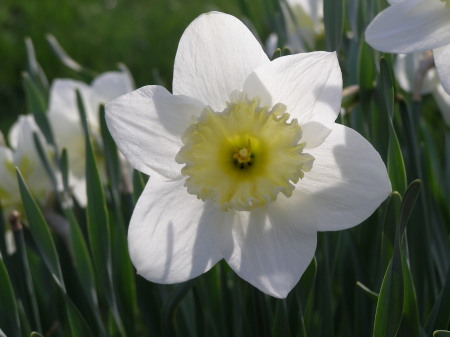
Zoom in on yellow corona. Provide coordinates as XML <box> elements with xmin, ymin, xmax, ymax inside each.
<box><xmin>176</xmin><ymin>93</ymin><xmax>314</xmax><ymax>211</ymax></box>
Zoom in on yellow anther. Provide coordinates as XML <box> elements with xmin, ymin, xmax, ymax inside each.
<box><xmin>233</xmin><ymin>139</ymin><xmax>252</xmax><ymax>164</ymax></box>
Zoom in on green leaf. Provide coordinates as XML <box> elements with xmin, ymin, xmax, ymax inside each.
<box><xmin>77</xmin><ymin>90</ymin><xmax>112</xmax><ymax>283</ymax></box>
<box><xmin>399</xmin><ymin>180</ymin><xmax>421</xmax><ymax>234</ymax></box>
<box><xmin>358</xmin><ymin>40</ymin><xmax>375</xmax><ymax>93</ymax></box>
<box><xmin>387</xmin><ymin>119</ymin><xmax>407</xmax><ymax>195</ymax></box>
<box><xmin>373</xmin><ymin>210</ymin><xmax>404</xmax><ymax>337</ymax></box>
<box><xmin>323</xmin><ymin>0</ymin><xmax>344</xmax><ymax>51</ymax></box>
<box><xmin>162</xmin><ymin>281</ymin><xmax>195</xmax><ymax>337</ymax></box>
<box><xmin>426</xmin><ymin>267</ymin><xmax>450</xmax><ymax>334</ymax></box>
<box><xmin>59</xmin><ymin>149</ymin><xmax>71</xmax><ymax>199</ymax></box>
<box><xmin>397</xmin><ymin>245</ymin><xmax>421</xmax><ymax>337</ymax></box>
<box><xmin>21</xmin><ymin>73</ymin><xmax>46</xmax><ymax>115</ymax></box>
<box><xmin>297</xmin><ymin>256</ymin><xmax>317</xmax><ymax>312</ymax></box>
<box><xmin>12</xmin><ymin>221</ymin><xmax>42</xmax><ymax>332</ymax></box>
<box><xmin>379</xmin><ymin>58</ymin><xmax>395</xmax><ymax>119</ymax></box>
<box><xmin>356</xmin><ymin>282</ymin><xmax>379</xmax><ymax>302</ymax></box>
<box><xmin>76</xmin><ymin>90</ymin><xmax>127</xmax><ymax>336</ymax></box>
<box><xmin>272</xmin><ymin>300</ymin><xmax>290</xmax><ymax>337</ymax></box>
<box><xmin>381</xmin><ymin>192</ymin><xmax>402</xmax><ymax>270</ymax></box>
<box><xmin>434</xmin><ymin>331</ymin><xmax>450</xmax><ymax>337</ymax></box>
<box><xmin>24</xmin><ymin>37</ymin><xmax>48</xmax><ymax>94</ymax></box>
<box><xmin>132</xmin><ymin>170</ymin><xmax>147</xmax><ymax>204</ymax></box>
<box><xmin>22</xmin><ymin>72</ymin><xmax>55</xmax><ymax>147</ymax></box>
<box><xmin>64</xmin><ymin>295</ymin><xmax>95</xmax><ymax>337</ymax></box>
<box><xmin>64</xmin><ymin>209</ymin><xmax>103</xmax><ymax>328</ymax></box>
<box><xmin>271</xmin><ymin>48</ymin><xmax>281</xmax><ymax>60</ymax></box>
<box><xmin>373</xmin><ymin>257</ymin><xmax>404</xmax><ymax>337</ymax></box>
<box><xmin>16</xmin><ymin>169</ymin><xmax>66</xmax><ymax>292</ymax></box>
<box><xmin>0</xmin><ymin>206</ymin><xmax>6</xmax><ymax>258</ymax></box>
<box><xmin>30</xmin><ymin>332</ymin><xmax>44</xmax><ymax>337</ymax></box>
<box><xmin>46</xmin><ymin>34</ymin><xmax>96</xmax><ymax>80</ymax></box>
<box><xmin>379</xmin><ymin>58</ymin><xmax>407</xmax><ymax>195</ymax></box>
<box><xmin>32</xmin><ymin>132</ymin><xmax>58</xmax><ymax>190</ymax></box>
<box><xmin>99</xmin><ymin>106</ymin><xmax>121</xmax><ymax>191</ymax></box>
<box><xmin>0</xmin><ymin>253</ymin><xmax>20</xmax><ymax>337</ymax></box>
<box><xmin>100</xmin><ymin>105</ymin><xmax>137</xmax><ymax>335</ymax></box>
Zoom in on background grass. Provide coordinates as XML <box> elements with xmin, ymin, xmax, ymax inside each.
<box><xmin>1</xmin><ymin>0</ymin><xmax>272</xmax><ymax>135</ymax></box>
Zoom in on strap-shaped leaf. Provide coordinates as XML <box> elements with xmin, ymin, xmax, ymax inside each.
<box><xmin>76</xmin><ymin>90</ymin><xmax>127</xmax><ymax>336</ymax></box>
<box><xmin>0</xmin><ymin>254</ymin><xmax>20</xmax><ymax>337</ymax></box>
<box><xmin>324</xmin><ymin>0</ymin><xmax>344</xmax><ymax>52</ymax></box>
<box><xmin>16</xmin><ymin>169</ymin><xmax>66</xmax><ymax>292</ymax></box>
<box><xmin>373</xmin><ymin>203</ymin><xmax>404</xmax><ymax>337</ymax></box>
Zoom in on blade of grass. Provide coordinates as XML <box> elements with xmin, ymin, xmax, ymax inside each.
<box><xmin>324</xmin><ymin>0</ymin><xmax>344</xmax><ymax>52</ymax></box>
<box><xmin>373</xmin><ymin>208</ymin><xmax>404</xmax><ymax>337</ymax></box>
<box><xmin>10</xmin><ymin>213</ymin><xmax>41</xmax><ymax>333</ymax></box>
<box><xmin>0</xmin><ymin>252</ymin><xmax>21</xmax><ymax>337</ymax></box>
<box><xmin>76</xmin><ymin>90</ymin><xmax>127</xmax><ymax>336</ymax></box>
<box><xmin>46</xmin><ymin>34</ymin><xmax>96</xmax><ymax>80</ymax></box>
<box><xmin>16</xmin><ymin>169</ymin><xmax>65</xmax><ymax>292</ymax></box>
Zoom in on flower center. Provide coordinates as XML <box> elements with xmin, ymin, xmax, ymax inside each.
<box><xmin>176</xmin><ymin>92</ymin><xmax>314</xmax><ymax>211</ymax></box>
<box><xmin>233</xmin><ymin>139</ymin><xmax>252</xmax><ymax>167</ymax></box>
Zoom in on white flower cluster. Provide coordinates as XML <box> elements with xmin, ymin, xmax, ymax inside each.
<box><xmin>0</xmin><ymin>71</ymin><xmax>134</xmax><ymax>221</ymax></box>
<box><xmin>366</xmin><ymin>0</ymin><xmax>450</xmax><ymax>125</ymax></box>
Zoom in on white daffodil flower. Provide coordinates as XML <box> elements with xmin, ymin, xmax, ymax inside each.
<box><xmin>395</xmin><ymin>53</ymin><xmax>450</xmax><ymax>126</ymax></box>
<box><xmin>47</xmin><ymin>71</ymin><xmax>134</xmax><ymax>205</ymax></box>
<box><xmin>106</xmin><ymin>12</ymin><xmax>391</xmax><ymax>298</ymax></box>
<box><xmin>0</xmin><ymin>115</ymin><xmax>53</xmax><ymax>218</ymax></box>
<box><xmin>365</xmin><ymin>0</ymin><xmax>450</xmax><ymax>95</ymax></box>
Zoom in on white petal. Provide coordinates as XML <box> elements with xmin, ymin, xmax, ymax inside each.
<box><xmin>218</xmin><ymin>192</ymin><xmax>317</xmax><ymax>298</ymax></box>
<box><xmin>8</xmin><ymin>116</ymin><xmax>53</xmax><ymax>203</ymax></box>
<box><xmin>0</xmin><ymin>147</ymin><xmax>21</xmax><ymax>218</ymax></box>
<box><xmin>48</xmin><ymin>112</ymin><xmax>86</xmax><ymax>178</ymax></box>
<box><xmin>265</xmin><ymin>33</ymin><xmax>279</xmax><ymax>57</ymax></box>
<box><xmin>48</xmin><ymin>79</ymin><xmax>96</xmax><ymax>124</ymax></box>
<box><xmin>0</xmin><ymin>146</ymin><xmax>18</xmax><ymax>195</ymax></box>
<box><xmin>433</xmin><ymin>45</ymin><xmax>450</xmax><ymax>95</ymax></box>
<box><xmin>105</xmin><ymin>85</ymin><xmax>204</xmax><ymax>179</ymax></box>
<box><xmin>9</xmin><ymin>115</ymin><xmax>47</xmax><ymax>164</ymax></box>
<box><xmin>244</xmin><ymin>51</ymin><xmax>342</xmax><ymax>148</ymax></box>
<box><xmin>299</xmin><ymin>123</ymin><xmax>391</xmax><ymax>231</ymax></box>
<box><xmin>394</xmin><ymin>53</ymin><xmax>438</xmax><ymax>94</ymax></box>
<box><xmin>91</xmin><ymin>71</ymin><xmax>134</xmax><ymax>102</ymax></box>
<box><xmin>432</xmin><ymin>84</ymin><xmax>450</xmax><ymax>126</ymax></box>
<box><xmin>5</xmin><ymin>230</ymin><xmax>16</xmax><ymax>256</ymax></box>
<box><xmin>128</xmin><ymin>177</ymin><xmax>229</xmax><ymax>283</ymax></box>
<box><xmin>365</xmin><ymin>0</ymin><xmax>450</xmax><ymax>53</ymax></box>
<box><xmin>70</xmin><ymin>175</ymin><xmax>87</xmax><ymax>207</ymax></box>
<box><xmin>173</xmin><ymin>12</ymin><xmax>269</xmax><ymax>112</ymax></box>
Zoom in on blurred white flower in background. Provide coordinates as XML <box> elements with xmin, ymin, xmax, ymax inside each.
<box><xmin>395</xmin><ymin>52</ymin><xmax>450</xmax><ymax>126</ymax></box>
<box><xmin>106</xmin><ymin>12</ymin><xmax>391</xmax><ymax>298</ymax></box>
<box><xmin>0</xmin><ymin>115</ymin><xmax>54</xmax><ymax>218</ymax></box>
<box><xmin>47</xmin><ymin>70</ymin><xmax>134</xmax><ymax>205</ymax></box>
<box><xmin>266</xmin><ymin>0</ymin><xmax>324</xmax><ymax>55</ymax></box>
<box><xmin>365</xmin><ymin>0</ymin><xmax>450</xmax><ymax>95</ymax></box>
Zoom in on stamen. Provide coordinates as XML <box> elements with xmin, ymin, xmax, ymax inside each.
<box><xmin>233</xmin><ymin>139</ymin><xmax>252</xmax><ymax>165</ymax></box>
